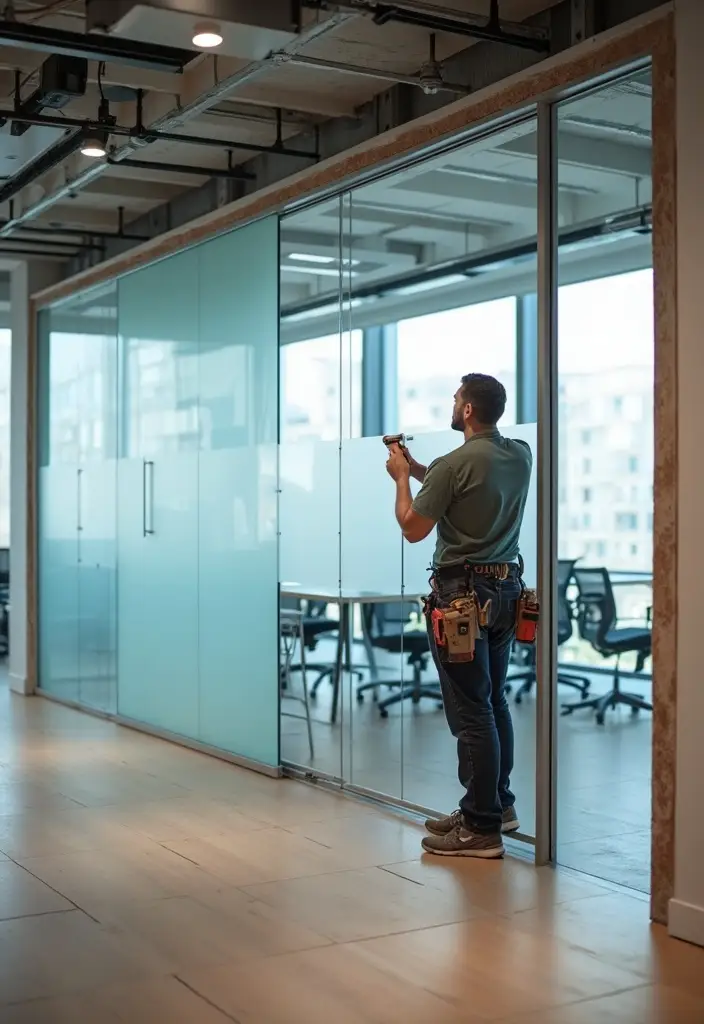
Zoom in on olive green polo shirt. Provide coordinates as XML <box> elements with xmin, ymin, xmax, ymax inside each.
<box><xmin>411</xmin><ymin>429</ymin><xmax>533</xmax><ymax>568</ymax></box>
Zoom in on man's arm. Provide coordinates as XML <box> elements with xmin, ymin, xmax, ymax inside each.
<box><xmin>408</xmin><ymin>455</ymin><xmax>427</xmax><ymax>484</ymax></box>
<box><xmin>394</xmin><ymin>476</ymin><xmax>436</xmax><ymax>543</ymax></box>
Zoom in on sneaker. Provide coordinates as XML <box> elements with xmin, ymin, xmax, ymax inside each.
<box><xmin>421</xmin><ymin>824</ymin><xmax>504</xmax><ymax>858</ymax></box>
<box><xmin>501</xmin><ymin>805</ymin><xmax>520</xmax><ymax>833</ymax></box>
<box><xmin>425</xmin><ymin>806</ymin><xmax>520</xmax><ymax>836</ymax></box>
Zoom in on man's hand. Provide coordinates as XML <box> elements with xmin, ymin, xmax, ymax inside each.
<box><xmin>386</xmin><ymin>443</ymin><xmax>410</xmax><ymax>482</ymax></box>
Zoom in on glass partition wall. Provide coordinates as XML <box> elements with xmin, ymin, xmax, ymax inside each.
<box><xmin>37</xmin><ymin>216</ymin><xmax>281</xmax><ymax>767</ymax></box>
<box><xmin>279</xmin><ymin>115</ymin><xmax>542</xmax><ymax>849</ymax></box>
<box><xmin>35</xmin><ymin>61</ymin><xmax>654</xmax><ymax>881</ymax></box>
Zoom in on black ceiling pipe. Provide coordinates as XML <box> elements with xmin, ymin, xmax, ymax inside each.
<box><xmin>0</xmin><ymin>223</ymin><xmax>150</xmax><ymax>242</ymax></box>
<box><xmin>0</xmin><ymin>246</ymin><xmax>79</xmax><ymax>258</ymax></box>
<box><xmin>114</xmin><ymin>157</ymin><xmax>256</xmax><ymax>181</ymax></box>
<box><xmin>366</xmin><ymin>3</ymin><xmax>550</xmax><ymax>52</ymax></box>
<box><xmin>0</xmin><ymin>235</ymin><xmax>102</xmax><ymax>251</ymax></box>
<box><xmin>150</xmin><ymin>129</ymin><xmax>319</xmax><ymax>160</ymax></box>
<box><xmin>0</xmin><ymin>19</ymin><xmax>194</xmax><ymax>73</ymax></box>
<box><xmin>0</xmin><ymin>128</ymin><xmax>87</xmax><ymax>207</ymax></box>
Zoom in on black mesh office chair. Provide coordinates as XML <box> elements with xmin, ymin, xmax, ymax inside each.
<box><xmin>357</xmin><ymin>601</ymin><xmax>442</xmax><ymax>719</ymax></box>
<box><xmin>561</xmin><ymin>566</ymin><xmax>652</xmax><ymax>725</ymax></box>
<box><xmin>279</xmin><ymin>599</ymin><xmax>363</xmax><ymax>697</ymax></box>
<box><xmin>511</xmin><ymin>559</ymin><xmax>590</xmax><ymax>704</ymax></box>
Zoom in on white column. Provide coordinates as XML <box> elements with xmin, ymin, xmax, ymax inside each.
<box><xmin>670</xmin><ymin>0</ymin><xmax>704</xmax><ymax>947</ymax></box>
<box><xmin>8</xmin><ymin>260</ymin><xmax>59</xmax><ymax>695</ymax></box>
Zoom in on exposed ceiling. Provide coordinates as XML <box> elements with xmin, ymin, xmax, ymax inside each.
<box><xmin>0</xmin><ymin>0</ymin><xmax>571</xmax><ymax>263</ymax></box>
<box><xmin>0</xmin><ymin>0</ymin><xmax>657</xmax><ymax>275</ymax></box>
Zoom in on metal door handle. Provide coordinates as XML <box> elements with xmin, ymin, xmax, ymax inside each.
<box><xmin>143</xmin><ymin>460</ymin><xmax>155</xmax><ymax>536</ymax></box>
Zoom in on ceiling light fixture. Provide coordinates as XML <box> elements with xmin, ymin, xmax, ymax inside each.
<box><xmin>192</xmin><ymin>22</ymin><xmax>223</xmax><ymax>48</ymax></box>
<box><xmin>80</xmin><ymin>131</ymin><xmax>108</xmax><ymax>159</ymax></box>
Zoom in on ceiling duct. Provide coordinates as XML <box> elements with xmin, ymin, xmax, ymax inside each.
<box><xmin>85</xmin><ymin>0</ymin><xmax>301</xmax><ymax>59</ymax></box>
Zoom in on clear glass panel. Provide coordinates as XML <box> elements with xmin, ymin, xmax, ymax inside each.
<box><xmin>197</xmin><ymin>217</ymin><xmax>279</xmax><ymax>766</ymax></box>
<box><xmin>116</xmin><ymin>250</ymin><xmax>200</xmax><ymax>736</ymax></box>
<box><xmin>556</xmin><ymin>69</ymin><xmax>653</xmax><ymax>891</ymax></box>
<box><xmin>279</xmin><ymin>197</ymin><xmax>345</xmax><ymax>776</ymax></box>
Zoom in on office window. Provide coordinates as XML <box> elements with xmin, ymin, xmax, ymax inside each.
<box><xmin>396</xmin><ymin>297</ymin><xmax>517</xmax><ymax>434</ymax></box>
<box><xmin>616</xmin><ymin>512</ymin><xmax>638</xmax><ymax>531</ymax></box>
<box><xmin>583</xmin><ymin>458</ymin><xmax>591</xmax><ymax>474</ymax></box>
<box><xmin>281</xmin><ymin>332</ymin><xmax>362</xmax><ymax>442</ymax></box>
<box><xmin>558</xmin><ymin>269</ymin><xmax>653</xmax><ymax>573</ymax></box>
<box><xmin>583</xmin><ymin>512</ymin><xmax>591</xmax><ymax>528</ymax></box>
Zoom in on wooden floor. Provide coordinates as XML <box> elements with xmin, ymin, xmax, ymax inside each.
<box><xmin>1</xmin><ymin>674</ymin><xmax>701</xmax><ymax>1023</ymax></box>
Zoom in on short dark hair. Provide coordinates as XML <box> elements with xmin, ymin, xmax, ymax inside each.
<box><xmin>459</xmin><ymin>373</ymin><xmax>506</xmax><ymax>425</ymax></box>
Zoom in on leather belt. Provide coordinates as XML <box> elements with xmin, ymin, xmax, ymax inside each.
<box><xmin>432</xmin><ymin>562</ymin><xmax>518</xmax><ymax>582</ymax></box>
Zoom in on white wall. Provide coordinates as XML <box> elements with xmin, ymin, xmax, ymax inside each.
<box><xmin>670</xmin><ymin>0</ymin><xmax>704</xmax><ymax>948</ymax></box>
<box><xmin>9</xmin><ymin>260</ymin><xmax>58</xmax><ymax>695</ymax></box>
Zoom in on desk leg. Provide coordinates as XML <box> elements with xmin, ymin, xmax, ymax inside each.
<box><xmin>331</xmin><ymin>603</ymin><xmax>350</xmax><ymax>725</ymax></box>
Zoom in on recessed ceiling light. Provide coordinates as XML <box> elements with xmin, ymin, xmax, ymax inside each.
<box><xmin>192</xmin><ymin>22</ymin><xmax>223</xmax><ymax>48</ymax></box>
<box><xmin>80</xmin><ymin>134</ymin><xmax>107</xmax><ymax>159</ymax></box>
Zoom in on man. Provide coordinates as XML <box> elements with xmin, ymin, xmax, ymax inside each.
<box><xmin>385</xmin><ymin>373</ymin><xmax>532</xmax><ymax>859</ymax></box>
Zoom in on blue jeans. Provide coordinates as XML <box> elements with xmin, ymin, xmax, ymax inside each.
<box><xmin>427</xmin><ymin>572</ymin><xmax>522</xmax><ymax>834</ymax></box>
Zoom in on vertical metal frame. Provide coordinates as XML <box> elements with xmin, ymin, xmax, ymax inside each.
<box><xmin>535</xmin><ymin>100</ymin><xmax>559</xmax><ymax>867</ymax></box>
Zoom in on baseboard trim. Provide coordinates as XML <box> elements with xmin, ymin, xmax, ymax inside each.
<box><xmin>35</xmin><ymin>688</ymin><xmax>282</xmax><ymax>780</ymax></box>
<box><xmin>668</xmin><ymin>899</ymin><xmax>704</xmax><ymax>947</ymax></box>
<box><xmin>9</xmin><ymin>672</ymin><xmax>32</xmax><ymax>695</ymax></box>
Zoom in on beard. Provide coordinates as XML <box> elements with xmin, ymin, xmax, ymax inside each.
<box><xmin>451</xmin><ymin>411</ymin><xmax>464</xmax><ymax>432</ymax></box>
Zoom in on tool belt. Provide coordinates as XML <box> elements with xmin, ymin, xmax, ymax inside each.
<box><xmin>432</xmin><ymin>561</ymin><xmax>518</xmax><ymax>583</ymax></box>
<box><xmin>424</xmin><ymin>556</ymin><xmax>538</xmax><ymax>663</ymax></box>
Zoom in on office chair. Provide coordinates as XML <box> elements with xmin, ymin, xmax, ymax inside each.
<box><xmin>512</xmin><ymin>559</ymin><xmax>591</xmax><ymax>704</ymax></box>
<box><xmin>279</xmin><ymin>608</ymin><xmax>314</xmax><ymax>760</ymax></box>
<box><xmin>279</xmin><ymin>599</ymin><xmax>363</xmax><ymax>698</ymax></box>
<box><xmin>357</xmin><ymin>601</ymin><xmax>443</xmax><ymax>719</ymax></box>
<box><xmin>561</xmin><ymin>566</ymin><xmax>652</xmax><ymax>725</ymax></box>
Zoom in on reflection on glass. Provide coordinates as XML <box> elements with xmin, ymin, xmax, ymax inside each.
<box><xmin>555</xmin><ymin>68</ymin><xmax>653</xmax><ymax>893</ymax></box>
<box><xmin>397</xmin><ymin>299</ymin><xmax>518</xmax><ymax>432</ymax></box>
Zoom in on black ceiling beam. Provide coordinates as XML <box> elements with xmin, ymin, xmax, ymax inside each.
<box><xmin>113</xmin><ymin>158</ymin><xmax>256</xmax><ymax>181</ymax></box>
<box><xmin>366</xmin><ymin>3</ymin><xmax>550</xmax><ymax>52</ymax></box>
<box><xmin>0</xmin><ymin>235</ymin><xmax>102</xmax><ymax>251</ymax></box>
<box><xmin>0</xmin><ymin>128</ymin><xmax>87</xmax><ymax>207</ymax></box>
<box><xmin>0</xmin><ymin>110</ymin><xmax>319</xmax><ymax>162</ymax></box>
<box><xmin>0</xmin><ymin>223</ymin><xmax>149</xmax><ymax>242</ymax></box>
<box><xmin>0</xmin><ymin>19</ymin><xmax>194</xmax><ymax>73</ymax></box>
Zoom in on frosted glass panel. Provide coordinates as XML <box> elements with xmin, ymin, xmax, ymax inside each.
<box><xmin>37</xmin><ymin>283</ymin><xmax>118</xmax><ymax>711</ymax></box>
<box><xmin>78</xmin><ymin>461</ymin><xmax>117</xmax><ymax>712</ymax></box>
<box><xmin>197</xmin><ymin>218</ymin><xmax>279</xmax><ymax>766</ymax></box>
<box><xmin>279</xmin><ymin>439</ymin><xmax>340</xmax><ymax>594</ymax></box>
<box><xmin>38</xmin><ymin>465</ymin><xmax>79</xmax><ymax>701</ymax></box>
<box><xmin>116</xmin><ymin>249</ymin><xmax>200</xmax><ymax>736</ymax></box>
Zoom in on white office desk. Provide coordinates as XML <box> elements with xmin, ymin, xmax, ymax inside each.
<box><xmin>280</xmin><ymin>584</ymin><xmax>427</xmax><ymax>724</ymax></box>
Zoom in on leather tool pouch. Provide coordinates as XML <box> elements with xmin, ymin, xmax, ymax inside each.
<box><xmin>429</xmin><ymin>594</ymin><xmax>490</xmax><ymax>663</ymax></box>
